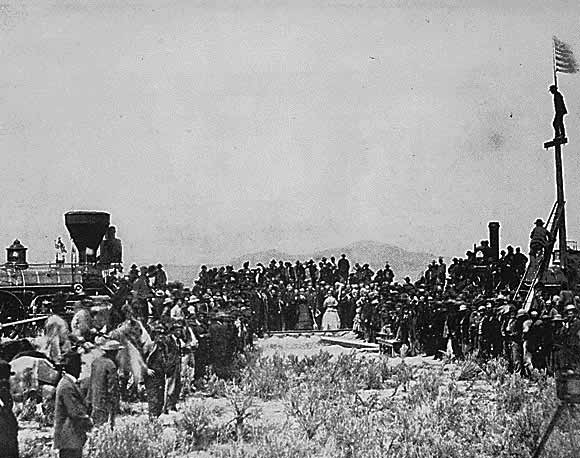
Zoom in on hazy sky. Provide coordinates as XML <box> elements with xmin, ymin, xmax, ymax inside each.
<box><xmin>2</xmin><ymin>0</ymin><xmax>580</xmax><ymax>266</ymax></box>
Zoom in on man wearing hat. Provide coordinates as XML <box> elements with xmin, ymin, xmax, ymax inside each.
<box><xmin>549</xmin><ymin>84</ymin><xmax>567</xmax><ymax>139</ymax></box>
<box><xmin>132</xmin><ymin>267</ymin><xmax>152</xmax><ymax>321</ymax></box>
<box><xmin>0</xmin><ymin>359</ymin><xmax>18</xmax><ymax>458</ymax></box>
<box><xmin>86</xmin><ymin>340</ymin><xmax>122</xmax><ymax>428</ymax></box>
<box><xmin>54</xmin><ymin>351</ymin><xmax>93</xmax><ymax>458</ymax></box>
<box><xmin>154</xmin><ymin>263</ymin><xmax>168</xmax><ymax>289</ymax></box>
<box><xmin>144</xmin><ymin>322</ymin><xmax>173</xmax><ymax>418</ymax></box>
<box><xmin>128</xmin><ymin>264</ymin><xmax>139</xmax><ymax>283</ymax></box>
<box><xmin>529</xmin><ymin>219</ymin><xmax>551</xmax><ymax>258</ymax></box>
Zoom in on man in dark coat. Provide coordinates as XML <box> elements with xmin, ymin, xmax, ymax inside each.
<box><xmin>54</xmin><ymin>351</ymin><xmax>93</xmax><ymax>458</ymax></box>
<box><xmin>0</xmin><ymin>359</ymin><xmax>18</xmax><ymax>458</ymax></box>
<box><xmin>337</xmin><ymin>254</ymin><xmax>350</xmax><ymax>284</ymax></box>
<box><xmin>154</xmin><ymin>264</ymin><xmax>168</xmax><ymax>289</ymax></box>
<box><xmin>86</xmin><ymin>340</ymin><xmax>121</xmax><ymax>428</ymax></box>
<box><xmin>132</xmin><ymin>267</ymin><xmax>152</xmax><ymax>320</ymax></box>
<box><xmin>530</xmin><ymin>219</ymin><xmax>551</xmax><ymax>258</ymax></box>
<box><xmin>164</xmin><ymin>323</ymin><xmax>182</xmax><ymax>413</ymax></box>
<box><xmin>144</xmin><ymin>323</ymin><xmax>170</xmax><ymax>418</ymax></box>
<box><xmin>550</xmin><ymin>84</ymin><xmax>567</xmax><ymax>138</ymax></box>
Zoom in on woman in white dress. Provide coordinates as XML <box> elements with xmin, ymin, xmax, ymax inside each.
<box><xmin>321</xmin><ymin>293</ymin><xmax>341</xmax><ymax>330</ymax></box>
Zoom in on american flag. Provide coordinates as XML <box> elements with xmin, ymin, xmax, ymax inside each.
<box><xmin>554</xmin><ymin>36</ymin><xmax>579</xmax><ymax>74</ymax></box>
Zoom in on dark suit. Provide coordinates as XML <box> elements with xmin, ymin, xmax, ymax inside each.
<box><xmin>553</xmin><ymin>90</ymin><xmax>567</xmax><ymax>138</ymax></box>
<box><xmin>86</xmin><ymin>355</ymin><xmax>119</xmax><ymax>426</ymax></box>
<box><xmin>54</xmin><ymin>374</ymin><xmax>92</xmax><ymax>457</ymax></box>
<box><xmin>0</xmin><ymin>380</ymin><xmax>18</xmax><ymax>458</ymax></box>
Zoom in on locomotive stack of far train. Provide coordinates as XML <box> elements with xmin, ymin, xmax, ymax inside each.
<box><xmin>0</xmin><ymin>211</ymin><xmax>122</xmax><ymax>325</ymax></box>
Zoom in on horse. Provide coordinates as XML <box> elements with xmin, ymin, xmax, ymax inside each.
<box><xmin>106</xmin><ymin>318</ymin><xmax>152</xmax><ymax>399</ymax></box>
<box><xmin>39</xmin><ymin>314</ymin><xmax>71</xmax><ymax>363</ymax></box>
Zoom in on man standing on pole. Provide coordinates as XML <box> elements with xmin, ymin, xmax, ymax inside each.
<box><xmin>549</xmin><ymin>85</ymin><xmax>567</xmax><ymax>139</ymax></box>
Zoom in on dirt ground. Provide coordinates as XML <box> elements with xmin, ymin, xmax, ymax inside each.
<box><xmin>17</xmin><ymin>334</ymin><xmax>442</xmax><ymax>457</ymax></box>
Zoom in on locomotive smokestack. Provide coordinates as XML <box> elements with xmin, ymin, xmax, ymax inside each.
<box><xmin>488</xmin><ymin>221</ymin><xmax>500</xmax><ymax>262</ymax></box>
<box><xmin>64</xmin><ymin>211</ymin><xmax>110</xmax><ymax>264</ymax></box>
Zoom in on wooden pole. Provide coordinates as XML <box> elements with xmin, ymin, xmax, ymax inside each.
<box><xmin>554</xmin><ymin>142</ymin><xmax>568</xmax><ymax>270</ymax></box>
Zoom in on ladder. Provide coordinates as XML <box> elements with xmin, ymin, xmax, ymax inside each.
<box><xmin>513</xmin><ymin>201</ymin><xmax>564</xmax><ymax>310</ymax></box>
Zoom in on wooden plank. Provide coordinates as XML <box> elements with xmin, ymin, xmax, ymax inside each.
<box><xmin>0</xmin><ymin>315</ymin><xmax>49</xmax><ymax>329</ymax></box>
<box><xmin>320</xmin><ymin>336</ymin><xmax>379</xmax><ymax>350</ymax></box>
<box><xmin>267</xmin><ymin>329</ymin><xmax>350</xmax><ymax>336</ymax></box>
<box><xmin>544</xmin><ymin>137</ymin><xmax>568</xmax><ymax>149</ymax></box>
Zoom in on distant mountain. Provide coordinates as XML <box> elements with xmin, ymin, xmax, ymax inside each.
<box><xmin>310</xmin><ymin>240</ymin><xmax>436</xmax><ymax>280</ymax></box>
<box><xmin>163</xmin><ymin>264</ymin><xmax>201</xmax><ymax>286</ymax></box>
<box><xmin>162</xmin><ymin>241</ymin><xmax>436</xmax><ymax>284</ymax></box>
<box><xmin>228</xmin><ymin>241</ymin><xmax>436</xmax><ymax>282</ymax></box>
<box><xmin>230</xmin><ymin>249</ymin><xmax>294</xmax><ymax>269</ymax></box>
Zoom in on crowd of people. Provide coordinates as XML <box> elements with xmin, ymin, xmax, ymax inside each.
<box><xmin>0</xmin><ymin>215</ymin><xmax>577</xmax><ymax>458</ymax></box>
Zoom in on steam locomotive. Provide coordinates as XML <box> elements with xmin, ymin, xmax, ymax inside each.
<box><xmin>0</xmin><ymin>211</ymin><xmax>122</xmax><ymax>325</ymax></box>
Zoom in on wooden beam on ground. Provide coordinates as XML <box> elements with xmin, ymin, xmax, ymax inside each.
<box><xmin>320</xmin><ymin>336</ymin><xmax>380</xmax><ymax>350</ymax></box>
<box><xmin>0</xmin><ymin>315</ymin><xmax>49</xmax><ymax>329</ymax></box>
<box><xmin>266</xmin><ymin>329</ymin><xmax>351</xmax><ymax>336</ymax></box>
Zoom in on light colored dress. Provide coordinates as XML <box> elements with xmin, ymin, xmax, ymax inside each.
<box><xmin>322</xmin><ymin>306</ymin><xmax>341</xmax><ymax>330</ymax></box>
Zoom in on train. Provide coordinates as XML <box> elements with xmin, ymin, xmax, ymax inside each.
<box><xmin>0</xmin><ymin>211</ymin><xmax>122</xmax><ymax>325</ymax></box>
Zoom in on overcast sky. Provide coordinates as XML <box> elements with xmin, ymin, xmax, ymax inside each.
<box><xmin>2</xmin><ymin>0</ymin><xmax>580</xmax><ymax>266</ymax></box>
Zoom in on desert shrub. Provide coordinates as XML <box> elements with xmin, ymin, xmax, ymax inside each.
<box><xmin>287</xmin><ymin>351</ymin><xmax>333</xmax><ymax>376</ymax></box>
<box><xmin>240</xmin><ymin>351</ymin><xmax>396</xmax><ymax>402</ymax></box>
<box><xmin>406</xmin><ymin>367</ymin><xmax>445</xmax><ymax>405</ymax></box>
<box><xmin>175</xmin><ymin>399</ymin><xmax>223</xmax><ymax>450</ymax></box>
<box><xmin>221</xmin><ymin>380</ymin><xmax>261</xmax><ymax>441</ymax></box>
<box><xmin>210</xmin><ymin>427</ymin><xmax>317</xmax><ymax>458</ymax></box>
<box><xmin>85</xmin><ymin>417</ymin><xmax>178</xmax><ymax>458</ymax></box>
<box><xmin>329</xmin><ymin>353</ymin><xmax>393</xmax><ymax>391</ymax></box>
<box><xmin>456</xmin><ymin>354</ymin><xmax>481</xmax><ymax>381</ymax></box>
<box><xmin>242</xmin><ymin>352</ymin><xmax>292</xmax><ymax>400</ymax></box>
<box><xmin>496</xmin><ymin>374</ymin><xmax>530</xmax><ymax>414</ymax></box>
<box><xmin>389</xmin><ymin>361</ymin><xmax>415</xmax><ymax>394</ymax></box>
<box><xmin>482</xmin><ymin>357</ymin><xmax>509</xmax><ymax>385</ymax></box>
<box><xmin>19</xmin><ymin>438</ymin><xmax>53</xmax><ymax>458</ymax></box>
<box><xmin>202</xmin><ymin>367</ymin><xmax>228</xmax><ymax>397</ymax></box>
<box><xmin>285</xmin><ymin>377</ymin><xmax>344</xmax><ymax>440</ymax></box>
